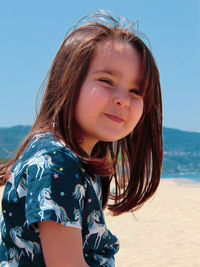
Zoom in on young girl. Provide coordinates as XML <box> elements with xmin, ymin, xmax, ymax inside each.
<box><xmin>0</xmin><ymin>10</ymin><xmax>163</xmax><ymax>267</ymax></box>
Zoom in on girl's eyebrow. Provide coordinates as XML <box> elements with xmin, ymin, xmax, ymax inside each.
<box><xmin>93</xmin><ymin>68</ymin><xmax>121</xmax><ymax>77</ymax></box>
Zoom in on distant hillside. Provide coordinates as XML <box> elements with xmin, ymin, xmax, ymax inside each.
<box><xmin>0</xmin><ymin>125</ymin><xmax>31</xmax><ymax>158</ymax></box>
<box><xmin>0</xmin><ymin>125</ymin><xmax>200</xmax><ymax>177</ymax></box>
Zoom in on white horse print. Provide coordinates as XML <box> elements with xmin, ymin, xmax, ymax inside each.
<box><xmin>8</xmin><ymin>247</ymin><xmax>20</xmax><ymax>266</ymax></box>
<box><xmin>6</xmin><ymin>149</ymin><xmax>53</xmax><ymax>201</ymax></box>
<box><xmin>25</xmin><ymin>150</ymin><xmax>53</xmax><ymax>180</ymax></box>
<box><xmin>6</xmin><ymin>172</ymin><xmax>17</xmax><ymax>202</ymax></box>
<box><xmin>73</xmin><ymin>208</ymin><xmax>81</xmax><ymax>221</ymax></box>
<box><xmin>72</xmin><ymin>184</ymin><xmax>85</xmax><ymax>211</ymax></box>
<box><xmin>38</xmin><ymin>187</ymin><xmax>69</xmax><ymax>222</ymax></box>
<box><xmin>0</xmin><ymin>261</ymin><xmax>9</xmax><ymax>267</ymax></box>
<box><xmin>50</xmin><ymin>140</ymin><xmax>65</xmax><ymax>148</ymax></box>
<box><xmin>7</xmin><ymin>162</ymin><xmax>27</xmax><ymax>201</ymax></box>
<box><xmin>0</xmin><ymin>262</ymin><xmax>9</xmax><ymax>267</ymax></box>
<box><xmin>62</xmin><ymin>208</ymin><xmax>82</xmax><ymax>228</ymax></box>
<box><xmin>93</xmin><ymin>253</ymin><xmax>112</xmax><ymax>266</ymax></box>
<box><xmin>0</xmin><ymin>213</ymin><xmax>6</xmax><ymax>242</ymax></box>
<box><xmin>71</xmin><ymin>208</ymin><xmax>81</xmax><ymax>226</ymax></box>
<box><xmin>83</xmin><ymin>210</ymin><xmax>108</xmax><ymax>249</ymax></box>
<box><xmin>50</xmin><ymin>140</ymin><xmax>78</xmax><ymax>160</ymax></box>
<box><xmin>28</xmin><ymin>132</ymin><xmax>49</xmax><ymax>150</ymax></box>
<box><xmin>16</xmin><ymin>175</ymin><xmax>28</xmax><ymax>199</ymax></box>
<box><xmin>7</xmin><ymin>159</ymin><xmax>32</xmax><ymax>201</ymax></box>
<box><xmin>90</xmin><ymin>179</ymin><xmax>102</xmax><ymax>202</ymax></box>
<box><xmin>0</xmin><ymin>247</ymin><xmax>21</xmax><ymax>267</ymax></box>
<box><xmin>9</xmin><ymin>226</ymin><xmax>40</xmax><ymax>261</ymax></box>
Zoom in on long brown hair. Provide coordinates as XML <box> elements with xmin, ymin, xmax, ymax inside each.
<box><xmin>0</xmin><ymin>11</ymin><xmax>163</xmax><ymax>215</ymax></box>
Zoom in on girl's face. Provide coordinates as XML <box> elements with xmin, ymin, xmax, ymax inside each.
<box><xmin>75</xmin><ymin>39</ymin><xmax>144</xmax><ymax>155</ymax></box>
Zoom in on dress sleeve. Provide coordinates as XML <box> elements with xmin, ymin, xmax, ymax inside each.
<box><xmin>25</xmin><ymin>148</ymin><xmax>86</xmax><ymax>229</ymax></box>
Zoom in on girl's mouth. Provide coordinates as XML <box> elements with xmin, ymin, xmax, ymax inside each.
<box><xmin>104</xmin><ymin>113</ymin><xmax>124</xmax><ymax>122</ymax></box>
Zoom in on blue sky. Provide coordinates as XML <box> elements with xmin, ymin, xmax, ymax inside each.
<box><xmin>0</xmin><ymin>0</ymin><xmax>199</xmax><ymax>132</ymax></box>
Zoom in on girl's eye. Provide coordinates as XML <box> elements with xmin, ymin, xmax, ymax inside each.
<box><xmin>130</xmin><ymin>89</ymin><xmax>142</xmax><ymax>97</ymax></box>
<box><xmin>98</xmin><ymin>78</ymin><xmax>113</xmax><ymax>86</ymax></box>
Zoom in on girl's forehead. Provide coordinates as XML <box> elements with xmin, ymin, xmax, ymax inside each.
<box><xmin>89</xmin><ymin>39</ymin><xmax>142</xmax><ymax>82</ymax></box>
<box><xmin>96</xmin><ymin>39</ymin><xmax>134</xmax><ymax>57</ymax></box>
<box><xmin>90</xmin><ymin>39</ymin><xmax>141</xmax><ymax>71</ymax></box>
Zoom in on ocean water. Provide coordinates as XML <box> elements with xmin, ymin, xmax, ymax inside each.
<box><xmin>162</xmin><ymin>173</ymin><xmax>200</xmax><ymax>183</ymax></box>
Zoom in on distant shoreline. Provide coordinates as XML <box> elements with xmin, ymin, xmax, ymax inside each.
<box><xmin>160</xmin><ymin>177</ymin><xmax>200</xmax><ymax>187</ymax></box>
<box><xmin>162</xmin><ymin>174</ymin><xmax>200</xmax><ymax>183</ymax></box>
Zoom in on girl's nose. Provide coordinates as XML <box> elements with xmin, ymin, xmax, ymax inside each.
<box><xmin>112</xmin><ymin>92</ymin><xmax>129</xmax><ymax>107</ymax></box>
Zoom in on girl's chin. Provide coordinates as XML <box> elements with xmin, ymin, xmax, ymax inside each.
<box><xmin>98</xmin><ymin>135</ymin><xmax>129</xmax><ymax>142</ymax></box>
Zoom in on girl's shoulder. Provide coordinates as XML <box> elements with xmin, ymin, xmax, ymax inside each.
<box><xmin>20</xmin><ymin>131</ymin><xmax>80</xmax><ymax>166</ymax></box>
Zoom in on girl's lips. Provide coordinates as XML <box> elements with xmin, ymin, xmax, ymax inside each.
<box><xmin>104</xmin><ymin>113</ymin><xmax>124</xmax><ymax>122</ymax></box>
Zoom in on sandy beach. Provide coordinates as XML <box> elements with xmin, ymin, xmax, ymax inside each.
<box><xmin>105</xmin><ymin>179</ymin><xmax>200</xmax><ymax>267</ymax></box>
<box><xmin>1</xmin><ymin>178</ymin><xmax>200</xmax><ymax>266</ymax></box>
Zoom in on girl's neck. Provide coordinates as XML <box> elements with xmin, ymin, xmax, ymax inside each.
<box><xmin>79</xmin><ymin>139</ymin><xmax>96</xmax><ymax>156</ymax></box>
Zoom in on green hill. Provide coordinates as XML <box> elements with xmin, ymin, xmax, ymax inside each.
<box><xmin>0</xmin><ymin>125</ymin><xmax>200</xmax><ymax>177</ymax></box>
<box><xmin>0</xmin><ymin>125</ymin><xmax>30</xmax><ymax>159</ymax></box>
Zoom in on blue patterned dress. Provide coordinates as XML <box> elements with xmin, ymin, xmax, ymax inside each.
<box><xmin>0</xmin><ymin>132</ymin><xmax>119</xmax><ymax>266</ymax></box>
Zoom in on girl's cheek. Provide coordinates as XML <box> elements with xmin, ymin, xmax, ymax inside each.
<box><xmin>90</xmin><ymin>86</ymin><xmax>110</xmax><ymax>100</ymax></box>
<box><xmin>138</xmin><ymin>100</ymin><xmax>144</xmax><ymax>120</ymax></box>
<box><xmin>131</xmin><ymin>98</ymin><xmax>144</xmax><ymax>119</ymax></box>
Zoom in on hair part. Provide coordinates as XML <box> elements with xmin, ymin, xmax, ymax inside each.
<box><xmin>0</xmin><ymin>10</ymin><xmax>163</xmax><ymax>215</ymax></box>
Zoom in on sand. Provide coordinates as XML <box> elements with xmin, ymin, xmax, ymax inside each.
<box><xmin>1</xmin><ymin>178</ymin><xmax>200</xmax><ymax>266</ymax></box>
<box><xmin>105</xmin><ymin>179</ymin><xmax>200</xmax><ymax>267</ymax></box>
